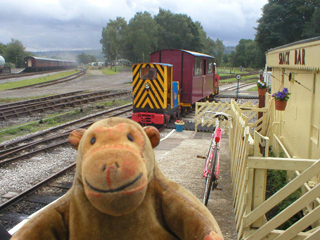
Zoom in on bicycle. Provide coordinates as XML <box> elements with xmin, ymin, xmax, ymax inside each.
<box><xmin>197</xmin><ymin>111</ymin><xmax>232</xmax><ymax>206</ymax></box>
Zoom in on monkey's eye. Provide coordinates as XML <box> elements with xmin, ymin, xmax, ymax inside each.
<box><xmin>90</xmin><ymin>137</ymin><xmax>96</xmax><ymax>145</ymax></box>
<box><xmin>127</xmin><ymin>134</ymin><xmax>134</xmax><ymax>142</ymax></box>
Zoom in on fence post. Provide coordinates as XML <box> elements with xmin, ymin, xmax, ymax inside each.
<box><xmin>251</xmin><ymin>132</ymin><xmax>268</xmax><ymax>228</ymax></box>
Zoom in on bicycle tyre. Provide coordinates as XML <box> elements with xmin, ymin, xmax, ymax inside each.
<box><xmin>203</xmin><ymin>145</ymin><xmax>218</xmax><ymax>206</ymax></box>
<box><xmin>204</xmin><ymin>135</ymin><xmax>214</xmax><ymax>169</ymax></box>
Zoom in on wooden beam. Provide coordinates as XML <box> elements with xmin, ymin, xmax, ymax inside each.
<box><xmin>247</xmin><ymin>157</ymin><xmax>317</xmax><ymax>171</ymax></box>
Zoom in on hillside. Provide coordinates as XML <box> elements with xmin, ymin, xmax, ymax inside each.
<box><xmin>32</xmin><ymin>49</ymin><xmax>105</xmax><ymax>62</ymax></box>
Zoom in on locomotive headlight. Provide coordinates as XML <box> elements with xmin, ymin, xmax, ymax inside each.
<box><xmin>145</xmin><ymin>82</ymin><xmax>150</xmax><ymax>89</ymax></box>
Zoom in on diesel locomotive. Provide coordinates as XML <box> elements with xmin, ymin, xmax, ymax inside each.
<box><xmin>24</xmin><ymin>56</ymin><xmax>78</xmax><ymax>72</ymax></box>
<box><xmin>132</xmin><ymin>49</ymin><xmax>219</xmax><ymax>126</ymax></box>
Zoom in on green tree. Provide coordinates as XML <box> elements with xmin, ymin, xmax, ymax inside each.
<box><xmin>214</xmin><ymin>39</ymin><xmax>225</xmax><ymax>66</ymax></box>
<box><xmin>124</xmin><ymin>12</ymin><xmax>158</xmax><ymax>62</ymax></box>
<box><xmin>5</xmin><ymin>39</ymin><xmax>26</xmax><ymax>68</ymax></box>
<box><xmin>303</xmin><ymin>7</ymin><xmax>320</xmax><ymax>38</ymax></box>
<box><xmin>154</xmin><ymin>9</ymin><xmax>203</xmax><ymax>51</ymax></box>
<box><xmin>0</xmin><ymin>43</ymin><xmax>6</xmax><ymax>56</ymax></box>
<box><xmin>101</xmin><ymin>10</ymin><xmax>226</xmax><ymax>64</ymax></box>
<box><xmin>194</xmin><ymin>21</ymin><xmax>225</xmax><ymax>65</ymax></box>
<box><xmin>255</xmin><ymin>0</ymin><xmax>319</xmax><ymax>52</ymax></box>
<box><xmin>100</xmin><ymin>17</ymin><xmax>128</xmax><ymax>61</ymax></box>
<box><xmin>231</xmin><ymin>39</ymin><xmax>265</xmax><ymax>68</ymax></box>
<box><xmin>77</xmin><ymin>53</ymin><xmax>97</xmax><ymax>64</ymax></box>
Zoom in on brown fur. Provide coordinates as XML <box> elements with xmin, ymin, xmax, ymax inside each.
<box><xmin>11</xmin><ymin>117</ymin><xmax>223</xmax><ymax>240</ymax></box>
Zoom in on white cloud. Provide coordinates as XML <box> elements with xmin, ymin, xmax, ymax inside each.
<box><xmin>0</xmin><ymin>0</ymin><xmax>268</xmax><ymax>50</ymax></box>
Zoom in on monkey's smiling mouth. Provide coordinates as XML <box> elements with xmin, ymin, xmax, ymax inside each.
<box><xmin>85</xmin><ymin>173</ymin><xmax>143</xmax><ymax>193</ymax></box>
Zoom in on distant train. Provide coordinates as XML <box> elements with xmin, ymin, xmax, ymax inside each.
<box><xmin>132</xmin><ymin>49</ymin><xmax>219</xmax><ymax>126</ymax></box>
<box><xmin>24</xmin><ymin>56</ymin><xmax>78</xmax><ymax>72</ymax></box>
<box><xmin>0</xmin><ymin>55</ymin><xmax>5</xmax><ymax>73</ymax></box>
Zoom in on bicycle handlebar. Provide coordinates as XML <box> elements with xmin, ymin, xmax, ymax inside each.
<box><xmin>203</xmin><ymin>111</ymin><xmax>232</xmax><ymax>121</ymax></box>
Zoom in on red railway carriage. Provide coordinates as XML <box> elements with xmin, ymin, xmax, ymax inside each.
<box><xmin>24</xmin><ymin>56</ymin><xmax>78</xmax><ymax>72</ymax></box>
<box><xmin>150</xmin><ymin>49</ymin><xmax>217</xmax><ymax>108</ymax></box>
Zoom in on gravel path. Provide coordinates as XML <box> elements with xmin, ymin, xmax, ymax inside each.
<box><xmin>0</xmin><ymin>69</ymin><xmax>132</xmax><ymax>99</ymax></box>
<box><xmin>0</xmin><ymin>147</ymin><xmax>76</xmax><ymax>205</ymax></box>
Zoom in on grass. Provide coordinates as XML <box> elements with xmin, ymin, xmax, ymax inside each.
<box><xmin>266</xmin><ymin>150</ymin><xmax>302</xmax><ymax>230</ymax></box>
<box><xmin>0</xmin><ymin>99</ymin><xmax>131</xmax><ymax>143</ymax></box>
<box><xmin>0</xmin><ymin>70</ymin><xmax>79</xmax><ymax>91</ymax></box>
<box><xmin>220</xmin><ymin>74</ymin><xmax>259</xmax><ymax>84</ymax></box>
<box><xmin>0</xmin><ymin>117</ymin><xmax>60</xmax><ymax>143</ymax></box>
<box><xmin>216</xmin><ymin>67</ymin><xmax>258</xmax><ymax>75</ymax></box>
<box><xmin>100</xmin><ymin>66</ymin><xmax>124</xmax><ymax>75</ymax></box>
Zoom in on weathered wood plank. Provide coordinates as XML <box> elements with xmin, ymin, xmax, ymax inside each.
<box><xmin>247</xmin><ymin>157</ymin><xmax>317</xmax><ymax>171</ymax></box>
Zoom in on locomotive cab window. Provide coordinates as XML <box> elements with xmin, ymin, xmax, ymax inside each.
<box><xmin>140</xmin><ymin>68</ymin><xmax>157</xmax><ymax>79</ymax></box>
<box><xmin>208</xmin><ymin>59</ymin><xmax>215</xmax><ymax>74</ymax></box>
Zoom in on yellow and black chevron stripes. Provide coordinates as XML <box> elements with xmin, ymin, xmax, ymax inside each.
<box><xmin>132</xmin><ymin>63</ymin><xmax>168</xmax><ymax>109</ymax></box>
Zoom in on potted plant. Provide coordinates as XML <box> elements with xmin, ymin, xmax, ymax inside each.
<box><xmin>175</xmin><ymin>119</ymin><xmax>185</xmax><ymax>132</ymax></box>
<box><xmin>257</xmin><ymin>80</ymin><xmax>267</xmax><ymax>95</ymax></box>
<box><xmin>272</xmin><ymin>87</ymin><xmax>291</xmax><ymax>111</ymax></box>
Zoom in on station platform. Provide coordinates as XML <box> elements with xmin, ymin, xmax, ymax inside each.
<box><xmin>156</xmin><ymin>129</ymin><xmax>237</xmax><ymax>240</ymax></box>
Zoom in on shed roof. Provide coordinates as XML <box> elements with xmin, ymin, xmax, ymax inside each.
<box><xmin>266</xmin><ymin>36</ymin><xmax>320</xmax><ymax>53</ymax></box>
<box><xmin>266</xmin><ymin>36</ymin><xmax>320</xmax><ymax>71</ymax></box>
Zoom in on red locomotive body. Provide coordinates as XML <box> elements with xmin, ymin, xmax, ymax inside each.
<box><xmin>150</xmin><ymin>49</ymin><xmax>217</xmax><ymax>108</ymax></box>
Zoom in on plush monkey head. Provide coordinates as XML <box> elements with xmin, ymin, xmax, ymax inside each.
<box><xmin>68</xmin><ymin>117</ymin><xmax>160</xmax><ymax>216</ymax></box>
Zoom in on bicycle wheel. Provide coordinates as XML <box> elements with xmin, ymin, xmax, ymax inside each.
<box><xmin>203</xmin><ymin>145</ymin><xmax>218</xmax><ymax>206</ymax></box>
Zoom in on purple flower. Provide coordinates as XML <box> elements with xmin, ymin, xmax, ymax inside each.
<box><xmin>272</xmin><ymin>88</ymin><xmax>290</xmax><ymax>101</ymax></box>
<box><xmin>277</xmin><ymin>92</ymin><xmax>285</xmax><ymax>99</ymax></box>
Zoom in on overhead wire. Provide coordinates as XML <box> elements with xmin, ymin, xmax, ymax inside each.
<box><xmin>268</xmin><ymin>70</ymin><xmax>311</xmax><ymax>92</ymax></box>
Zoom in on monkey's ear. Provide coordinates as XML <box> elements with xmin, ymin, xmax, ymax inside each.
<box><xmin>68</xmin><ymin>129</ymin><xmax>86</xmax><ymax>150</ymax></box>
<box><xmin>143</xmin><ymin>126</ymin><xmax>160</xmax><ymax>148</ymax></box>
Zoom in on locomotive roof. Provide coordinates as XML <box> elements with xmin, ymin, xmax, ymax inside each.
<box><xmin>133</xmin><ymin>62</ymin><xmax>173</xmax><ymax>67</ymax></box>
<box><xmin>181</xmin><ymin>49</ymin><xmax>215</xmax><ymax>58</ymax></box>
<box><xmin>150</xmin><ymin>49</ymin><xmax>215</xmax><ymax>59</ymax></box>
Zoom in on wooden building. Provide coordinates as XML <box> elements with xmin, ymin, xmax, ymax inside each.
<box><xmin>266</xmin><ymin>36</ymin><xmax>320</xmax><ymax>160</ymax></box>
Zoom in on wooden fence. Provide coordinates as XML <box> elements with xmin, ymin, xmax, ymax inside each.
<box><xmin>195</xmin><ymin>100</ymin><xmax>320</xmax><ymax>239</ymax></box>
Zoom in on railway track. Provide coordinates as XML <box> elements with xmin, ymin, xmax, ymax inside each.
<box><xmin>7</xmin><ymin>69</ymin><xmax>86</xmax><ymax>90</ymax></box>
<box><xmin>0</xmin><ymin>69</ymin><xmax>78</xmax><ymax>81</ymax></box>
<box><xmin>219</xmin><ymin>71</ymin><xmax>259</xmax><ymax>80</ymax></box>
<box><xmin>220</xmin><ymin>82</ymin><xmax>256</xmax><ymax>92</ymax></box>
<box><xmin>0</xmin><ymin>90</ymin><xmax>130</xmax><ymax>120</ymax></box>
<box><xmin>0</xmin><ymin>104</ymin><xmax>133</xmax><ymax>231</ymax></box>
<box><xmin>0</xmin><ymin>165</ymin><xmax>76</xmax><ymax>233</ymax></box>
<box><xmin>0</xmin><ymin>104</ymin><xmax>133</xmax><ymax>165</ymax></box>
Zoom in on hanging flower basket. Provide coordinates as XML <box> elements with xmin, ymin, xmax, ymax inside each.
<box><xmin>258</xmin><ymin>88</ymin><xmax>267</xmax><ymax>96</ymax></box>
<box><xmin>272</xmin><ymin>88</ymin><xmax>291</xmax><ymax>111</ymax></box>
<box><xmin>274</xmin><ymin>99</ymin><xmax>287</xmax><ymax>111</ymax></box>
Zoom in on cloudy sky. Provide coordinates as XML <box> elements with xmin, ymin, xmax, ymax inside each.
<box><xmin>0</xmin><ymin>0</ymin><xmax>268</xmax><ymax>52</ymax></box>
